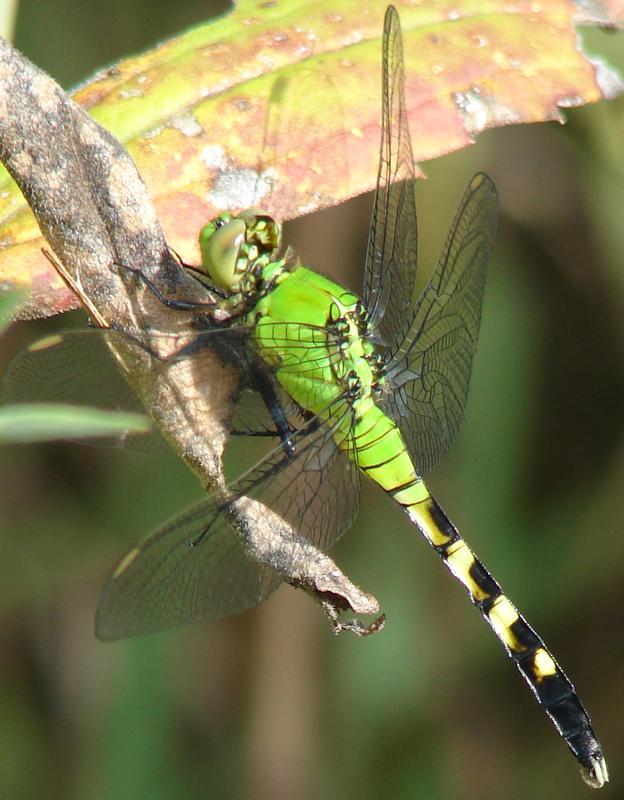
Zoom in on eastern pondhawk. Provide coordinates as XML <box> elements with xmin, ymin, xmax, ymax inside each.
<box><xmin>2</xmin><ymin>6</ymin><xmax>606</xmax><ymax>788</ymax></box>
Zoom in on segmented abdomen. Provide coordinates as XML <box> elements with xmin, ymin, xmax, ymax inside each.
<box><xmin>353</xmin><ymin>404</ymin><xmax>605</xmax><ymax>784</ymax></box>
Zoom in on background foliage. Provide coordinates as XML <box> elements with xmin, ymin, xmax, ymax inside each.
<box><xmin>1</xmin><ymin>1</ymin><xmax>623</xmax><ymax>799</ymax></box>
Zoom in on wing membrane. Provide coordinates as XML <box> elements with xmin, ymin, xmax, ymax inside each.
<box><xmin>379</xmin><ymin>173</ymin><xmax>499</xmax><ymax>474</ymax></box>
<box><xmin>0</xmin><ymin>330</ymin><xmax>164</xmax><ymax>451</ymax></box>
<box><xmin>2</xmin><ymin>322</ymin><xmax>345</xmax><ymax>446</ymax></box>
<box><xmin>253</xmin><ymin>67</ymin><xmax>348</xmax><ymax>221</ymax></box>
<box><xmin>363</xmin><ymin>6</ymin><xmax>418</xmax><ymax>348</ymax></box>
<box><xmin>230</xmin><ymin>383</ymin><xmax>307</xmax><ymax>438</ymax></box>
<box><xmin>95</xmin><ymin>397</ymin><xmax>359</xmax><ymax>640</ymax></box>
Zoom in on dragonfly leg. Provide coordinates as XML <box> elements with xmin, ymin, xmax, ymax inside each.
<box><xmin>116</xmin><ymin>263</ymin><xmax>224</xmax><ymax>311</ymax></box>
<box><xmin>318</xmin><ymin>595</ymin><xmax>386</xmax><ymax>637</ymax></box>
<box><xmin>250</xmin><ymin>366</ymin><xmax>298</xmax><ymax>456</ymax></box>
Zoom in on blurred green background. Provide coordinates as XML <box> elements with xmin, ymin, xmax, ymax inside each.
<box><xmin>1</xmin><ymin>1</ymin><xmax>624</xmax><ymax>799</ymax></box>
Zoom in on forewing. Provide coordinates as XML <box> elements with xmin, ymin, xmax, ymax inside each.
<box><xmin>2</xmin><ymin>322</ymin><xmax>344</xmax><ymax>446</ymax></box>
<box><xmin>363</xmin><ymin>6</ymin><xmax>418</xmax><ymax>349</ymax></box>
<box><xmin>229</xmin><ymin>383</ymin><xmax>307</xmax><ymax>438</ymax></box>
<box><xmin>253</xmin><ymin>68</ymin><xmax>348</xmax><ymax>221</ymax></box>
<box><xmin>380</xmin><ymin>173</ymin><xmax>499</xmax><ymax>474</ymax></box>
<box><xmin>95</xmin><ymin>397</ymin><xmax>359</xmax><ymax>640</ymax></box>
<box><xmin>186</xmin><ymin>320</ymin><xmax>346</xmax><ymax>439</ymax></box>
<box><xmin>1</xmin><ymin>329</ymin><xmax>163</xmax><ymax>451</ymax></box>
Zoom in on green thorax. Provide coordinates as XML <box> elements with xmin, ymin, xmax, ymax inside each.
<box><xmin>250</xmin><ymin>264</ymin><xmax>379</xmax><ymax>420</ymax></box>
<box><xmin>250</xmin><ymin>262</ymin><xmax>415</xmax><ymax>494</ymax></box>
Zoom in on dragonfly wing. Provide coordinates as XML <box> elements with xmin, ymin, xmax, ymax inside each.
<box><xmin>362</xmin><ymin>6</ymin><xmax>418</xmax><ymax>349</ymax></box>
<box><xmin>229</xmin><ymin>383</ymin><xmax>307</xmax><ymax>438</ymax></box>
<box><xmin>177</xmin><ymin>321</ymin><xmax>345</xmax><ymax>442</ymax></box>
<box><xmin>248</xmin><ymin>67</ymin><xmax>348</xmax><ymax>221</ymax></box>
<box><xmin>95</xmin><ymin>397</ymin><xmax>359</xmax><ymax>640</ymax></box>
<box><xmin>2</xmin><ymin>322</ymin><xmax>341</xmax><ymax>447</ymax></box>
<box><xmin>1</xmin><ymin>329</ymin><xmax>165</xmax><ymax>452</ymax></box>
<box><xmin>380</xmin><ymin>173</ymin><xmax>499</xmax><ymax>475</ymax></box>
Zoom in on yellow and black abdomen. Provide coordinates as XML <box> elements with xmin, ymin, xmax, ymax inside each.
<box><xmin>341</xmin><ymin>398</ymin><xmax>605</xmax><ymax>783</ymax></box>
<box><xmin>405</xmin><ymin>493</ymin><xmax>604</xmax><ymax>780</ymax></box>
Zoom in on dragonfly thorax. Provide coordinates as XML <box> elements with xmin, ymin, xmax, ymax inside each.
<box><xmin>198</xmin><ymin>209</ymin><xmax>282</xmax><ymax>292</ymax></box>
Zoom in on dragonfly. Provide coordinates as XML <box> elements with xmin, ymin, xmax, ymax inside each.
<box><xmin>2</xmin><ymin>5</ymin><xmax>606</xmax><ymax>788</ymax></box>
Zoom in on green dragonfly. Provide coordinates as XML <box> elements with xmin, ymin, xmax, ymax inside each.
<box><xmin>3</xmin><ymin>6</ymin><xmax>606</xmax><ymax>788</ymax></box>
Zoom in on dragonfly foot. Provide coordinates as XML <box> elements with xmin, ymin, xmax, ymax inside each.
<box><xmin>317</xmin><ymin>594</ymin><xmax>386</xmax><ymax>637</ymax></box>
<box><xmin>287</xmin><ymin>573</ymin><xmax>385</xmax><ymax>637</ymax></box>
<box><xmin>324</xmin><ymin>607</ymin><xmax>386</xmax><ymax>638</ymax></box>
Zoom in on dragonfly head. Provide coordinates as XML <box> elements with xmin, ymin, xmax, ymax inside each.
<box><xmin>198</xmin><ymin>209</ymin><xmax>281</xmax><ymax>291</ymax></box>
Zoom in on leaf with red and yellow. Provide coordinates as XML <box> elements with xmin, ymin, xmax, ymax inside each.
<box><xmin>0</xmin><ymin>0</ymin><xmax>622</xmax><ymax>318</ymax></box>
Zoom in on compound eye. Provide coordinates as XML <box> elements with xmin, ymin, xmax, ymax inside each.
<box><xmin>199</xmin><ymin>218</ymin><xmax>246</xmax><ymax>290</ymax></box>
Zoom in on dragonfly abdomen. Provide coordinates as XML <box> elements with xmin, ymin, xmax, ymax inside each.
<box><xmin>404</xmin><ymin>489</ymin><xmax>607</xmax><ymax>787</ymax></box>
<box><xmin>352</xmin><ymin>404</ymin><xmax>418</xmax><ymax>489</ymax></box>
<box><xmin>350</xmin><ymin>402</ymin><xmax>605</xmax><ymax>786</ymax></box>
